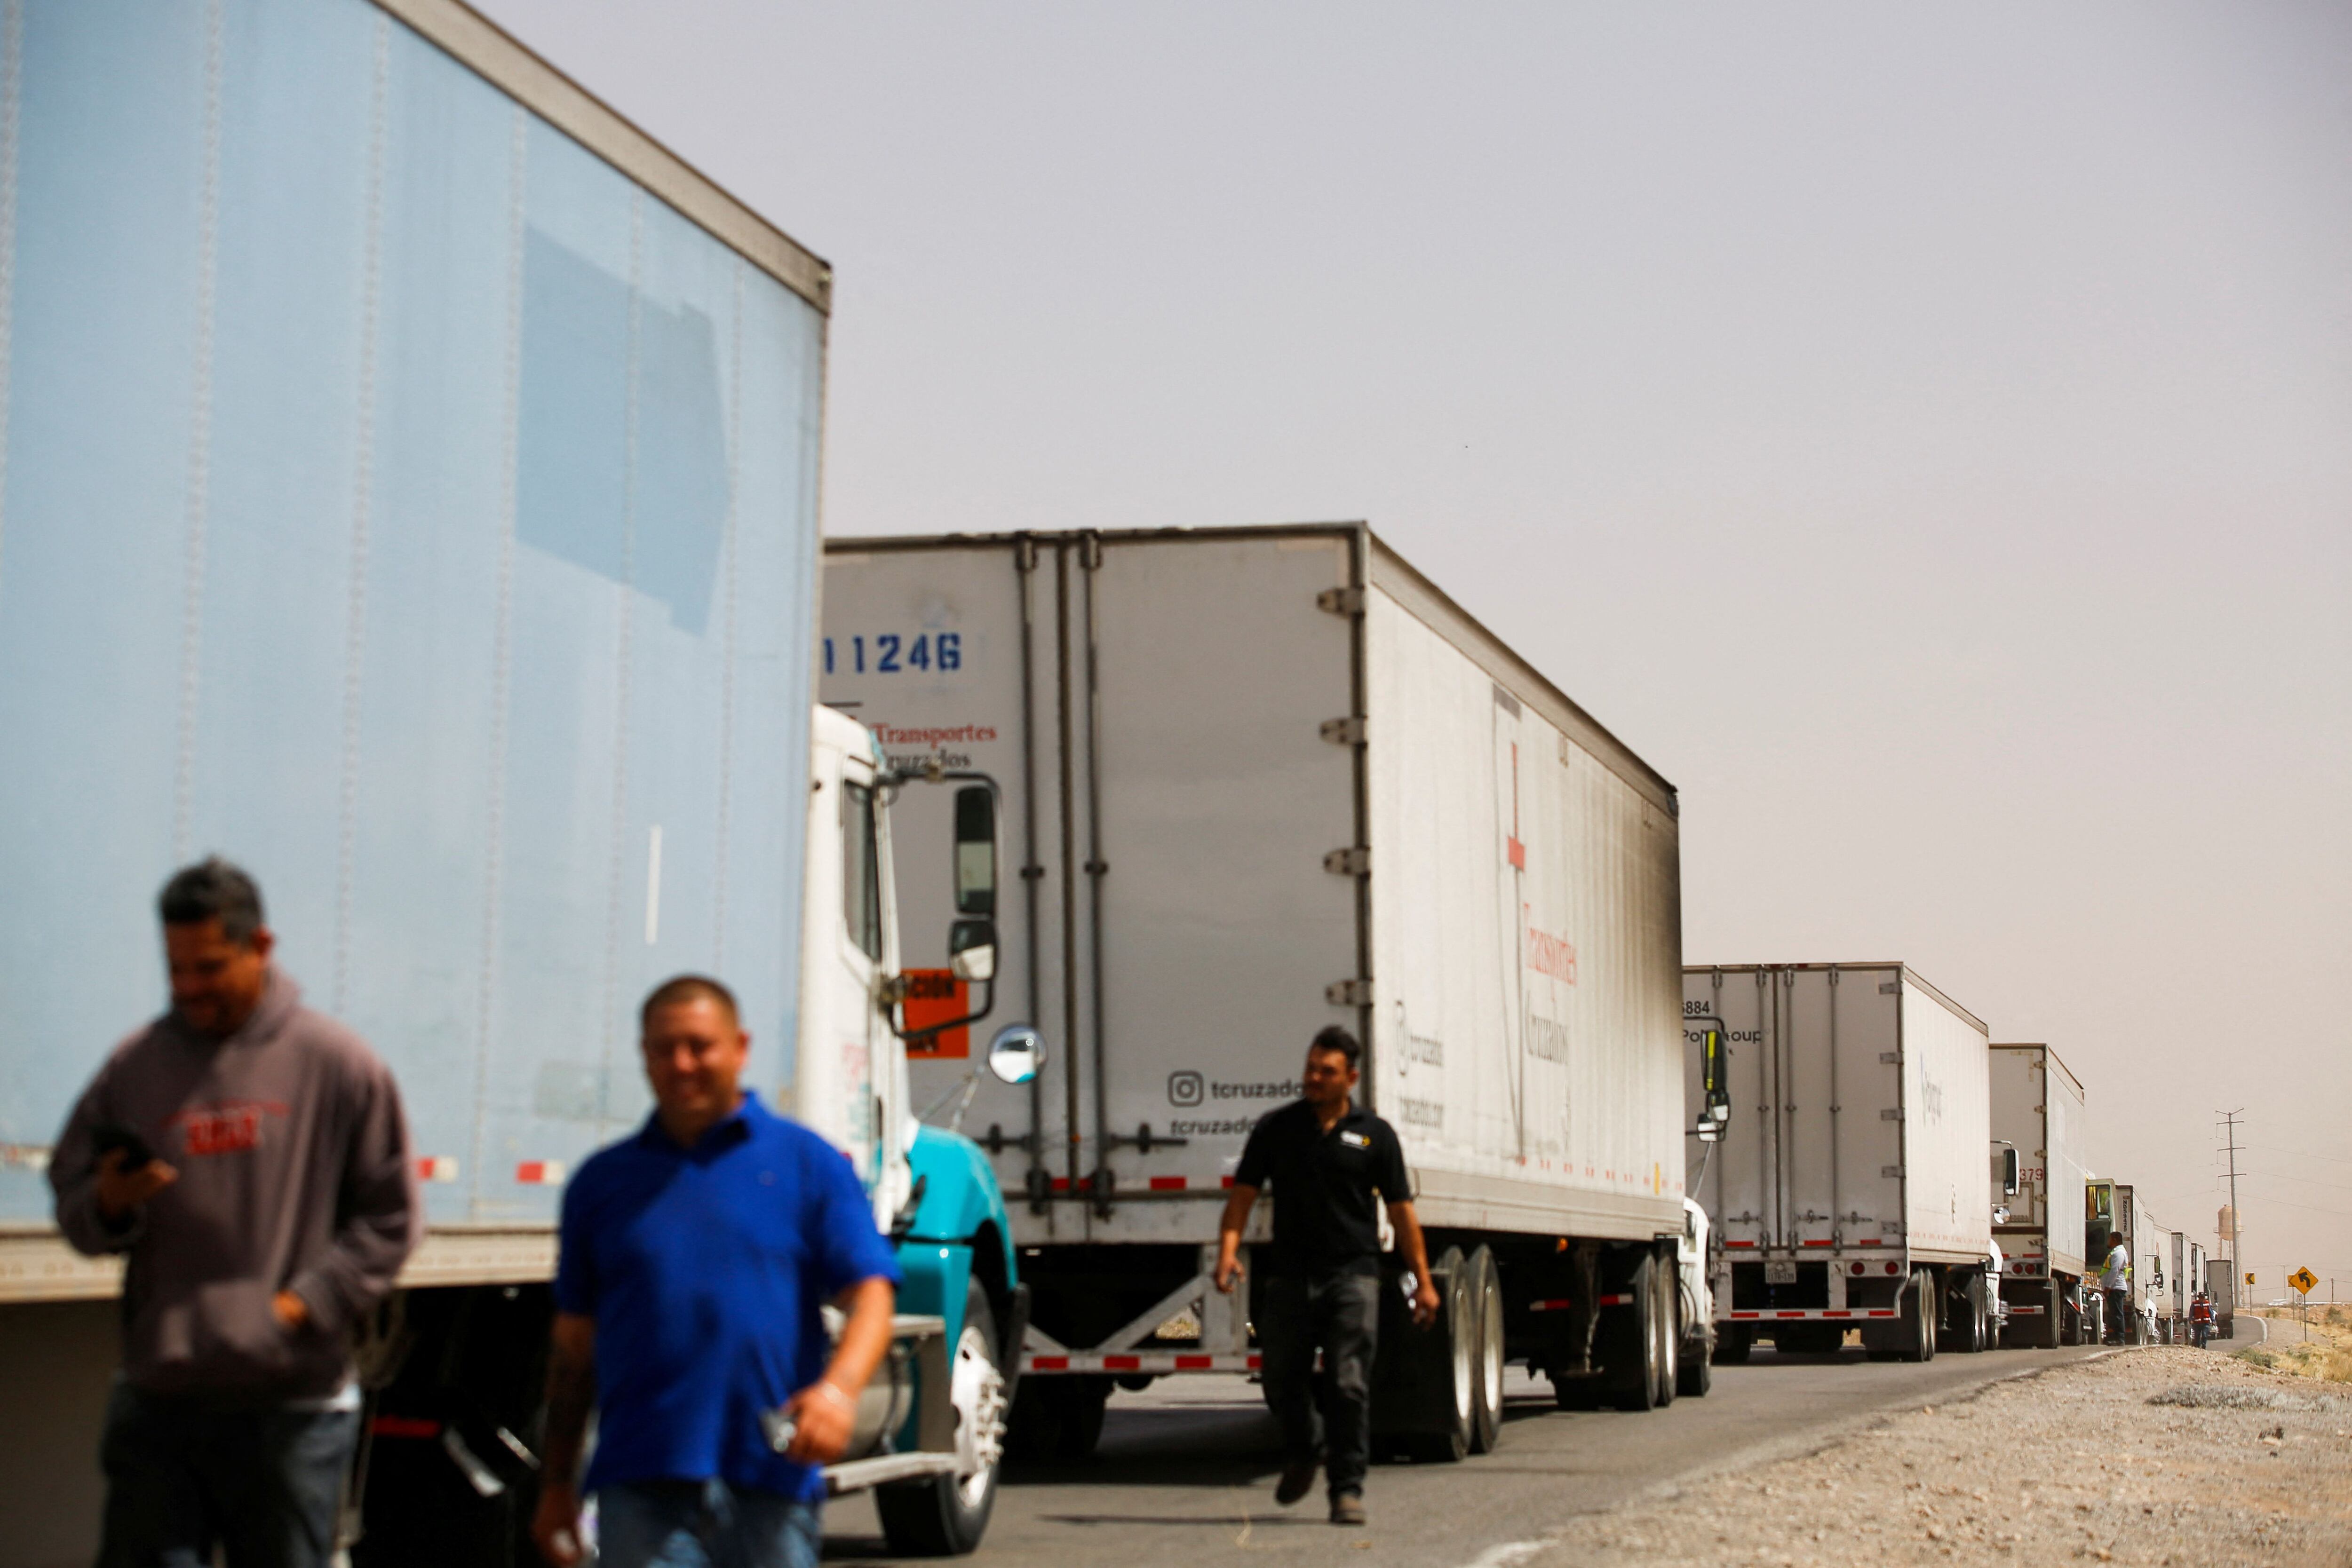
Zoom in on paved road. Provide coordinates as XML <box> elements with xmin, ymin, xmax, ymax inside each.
<box><xmin>821</xmin><ymin>1341</ymin><xmax>2115</xmax><ymax>1565</ymax></box>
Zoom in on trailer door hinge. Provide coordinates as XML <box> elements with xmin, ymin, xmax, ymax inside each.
<box><xmin>1320</xmin><ymin>716</ymin><xmax>1367</xmax><ymax>746</ymax></box>
<box><xmin>1323</xmin><ymin>846</ymin><xmax>1370</xmax><ymax>876</ymax></box>
<box><xmin>1326</xmin><ymin>978</ymin><xmax>1374</xmax><ymax>1007</ymax></box>
<box><xmin>1316</xmin><ymin>586</ymin><xmax>1366</xmax><ymax>616</ymax></box>
<box><xmin>1879</xmin><ymin>1051</ymin><xmax>1900</xmax><ymax>1065</ymax></box>
<box><xmin>1880</xmin><ymin>1108</ymin><xmax>1904</xmax><ymax>1121</ymax></box>
<box><xmin>1878</xmin><ymin>981</ymin><xmax>1900</xmax><ymax>995</ymax></box>
<box><xmin>1882</xmin><ymin>1165</ymin><xmax>1904</xmax><ymax>1180</ymax></box>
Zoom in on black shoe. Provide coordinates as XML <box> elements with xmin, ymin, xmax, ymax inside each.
<box><xmin>1274</xmin><ymin>1457</ymin><xmax>1318</xmax><ymax>1506</ymax></box>
<box><xmin>1329</xmin><ymin>1493</ymin><xmax>1366</xmax><ymax>1527</ymax></box>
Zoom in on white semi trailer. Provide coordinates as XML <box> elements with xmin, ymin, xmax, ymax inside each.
<box><xmin>821</xmin><ymin>524</ymin><xmax>1708</xmax><ymax>1463</ymax></box>
<box><xmin>1988</xmin><ymin>1043</ymin><xmax>2090</xmax><ymax>1346</ymax></box>
<box><xmin>1685</xmin><ymin>964</ymin><xmax>1997</xmax><ymax>1362</ymax></box>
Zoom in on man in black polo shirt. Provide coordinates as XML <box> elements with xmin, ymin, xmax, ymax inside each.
<box><xmin>1214</xmin><ymin>1026</ymin><xmax>1438</xmax><ymax>1526</ymax></box>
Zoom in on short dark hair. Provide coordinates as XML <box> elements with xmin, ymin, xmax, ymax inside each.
<box><xmin>1309</xmin><ymin>1024</ymin><xmax>1361</xmax><ymax>1069</ymax></box>
<box><xmin>158</xmin><ymin>857</ymin><xmax>266</xmax><ymax>946</ymax></box>
<box><xmin>641</xmin><ymin>974</ymin><xmax>740</xmax><ymax>1031</ymax></box>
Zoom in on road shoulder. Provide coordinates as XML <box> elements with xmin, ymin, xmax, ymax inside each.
<box><xmin>1518</xmin><ymin>1347</ymin><xmax>2352</xmax><ymax>1567</ymax></box>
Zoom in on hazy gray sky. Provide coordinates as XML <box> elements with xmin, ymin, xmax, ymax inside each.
<box><xmin>478</xmin><ymin>0</ymin><xmax>2352</xmax><ymax>1288</ymax></box>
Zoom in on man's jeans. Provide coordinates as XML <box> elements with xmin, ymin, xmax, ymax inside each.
<box><xmin>2105</xmin><ymin>1288</ymin><xmax>2132</xmax><ymax>1343</ymax></box>
<box><xmin>597</xmin><ymin>1479</ymin><xmax>821</xmax><ymax>1568</ymax></box>
<box><xmin>1258</xmin><ymin>1270</ymin><xmax>1381</xmax><ymax>1500</ymax></box>
<box><xmin>97</xmin><ymin>1380</ymin><xmax>359</xmax><ymax>1568</ymax></box>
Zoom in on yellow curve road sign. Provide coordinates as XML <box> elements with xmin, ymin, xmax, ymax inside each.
<box><xmin>2289</xmin><ymin>1267</ymin><xmax>2318</xmax><ymax>1296</ymax></box>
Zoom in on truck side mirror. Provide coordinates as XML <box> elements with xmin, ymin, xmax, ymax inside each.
<box><xmin>949</xmin><ymin>918</ymin><xmax>997</xmax><ymax>982</ymax></box>
<box><xmin>1697</xmin><ymin>1026</ymin><xmax>1731</xmax><ymax>1127</ymax></box>
<box><xmin>2002</xmin><ymin>1147</ymin><xmax>2020</xmax><ymax>1197</ymax></box>
<box><xmin>954</xmin><ymin>785</ymin><xmax>996</xmax><ymax>917</ymax></box>
<box><xmin>986</xmin><ymin>1025</ymin><xmax>1045</xmax><ymax>1085</ymax></box>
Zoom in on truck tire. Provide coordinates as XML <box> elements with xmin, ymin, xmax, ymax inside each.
<box><xmin>1900</xmin><ymin>1270</ymin><xmax>1936</xmax><ymax>1363</ymax></box>
<box><xmin>1956</xmin><ymin>1274</ymin><xmax>1990</xmax><ymax>1354</ymax></box>
<box><xmin>1607</xmin><ymin>1253</ymin><xmax>1662</xmax><ymax>1412</ymax></box>
<box><xmin>1677</xmin><ymin>1327</ymin><xmax>1713</xmax><ymax>1397</ymax></box>
<box><xmin>1468</xmin><ymin>1247</ymin><xmax>1505</xmax><ymax>1454</ymax></box>
<box><xmin>1711</xmin><ymin>1325</ymin><xmax>1753</xmax><ymax>1365</ymax></box>
<box><xmin>1006</xmin><ymin>1373</ymin><xmax>1108</xmax><ymax>1462</ymax></box>
<box><xmin>876</xmin><ymin>1279</ymin><xmax>1008</xmax><ymax>1555</ymax></box>
<box><xmin>1653</xmin><ymin>1247</ymin><xmax>1678</xmax><ymax>1408</ymax></box>
<box><xmin>1421</xmin><ymin>1246</ymin><xmax>1476</xmax><ymax>1461</ymax></box>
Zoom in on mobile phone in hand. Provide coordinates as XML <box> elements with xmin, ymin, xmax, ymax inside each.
<box><xmin>91</xmin><ymin>1124</ymin><xmax>155</xmax><ymax>1172</ymax></box>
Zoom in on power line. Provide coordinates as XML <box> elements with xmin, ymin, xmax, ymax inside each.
<box><xmin>2246</xmin><ymin>1169</ymin><xmax>2352</xmax><ymax>1194</ymax></box>
<box><xmin>2257</xmin><ymin>1145</ymin><xmax>2352</xmax><ymax>1167</ymax></box>
<box><xmin>2239</xmin><ymin>1193</ymin><xmax>2352</xmax><ymax>1220</ymax></box>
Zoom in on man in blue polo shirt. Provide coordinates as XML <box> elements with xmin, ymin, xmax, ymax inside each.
<box><xmin>532</xmin><ymin>975</ymin><xmax>901</xmax><ymax>1568</ymax></box>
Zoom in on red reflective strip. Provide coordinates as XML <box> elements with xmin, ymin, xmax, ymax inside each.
<box><xmin>1729</xmin><ymin>1311</ymin><xmax>1760</xmax><ymax>1319</ymax></box>
<box><xmin>1175</xmin><ymin>1355</ymin><xmax>1213</xmax><ymax>1370</ymax></box>
<box><xmin>1724</xmin><ymin>1239</ymin><xmax>1757</xmax><ymax>1248</ymax></box>
<box><xmin>1857</xmin><ymin>1239</ymin><xmax>1882</xmax><ymax>1247</ymax></box>
<box><xmin>1148</xmin><ymin>1176</ymin><xmax>1186</xmax><ymax>1191</ymax></box>
<box><xmin>1247</xmin><ymin>1354</ymin><xmax>1263</xmax><ymax>1370</ymax></box>
<box><xmin>1221</xmin><ymin>1176</ymin><xmax>1235</xmax><ymax>1188</ymax></box>
<box><xmin>1823</xmin><ymin>1310</ymin><xmax>1851</xmax><ymax>1318</ymax></box>
<box><xmin>1528</xmin><ymin>1298</ymin><xmax>1574</xmax><ymax>1313</ymax></box>
<box><xmin>515</xmin><ymin>1161</ymin><xmax>561</xmax><ymax>1184</ymax></box>
<box><xmin>1051</xmin><ymin>1178</ymin><xmax>1070</xmax><ymax>1192</ymax></box>
<box><xmin>1598</xmin><ymin>1292</ymin><xmax>1632</xmax><ymax>1306</ymax></box>
<box><xmin>1775</xmin><ymin>1311</ymin><xmax>1807</xmax><ymax>1319</ymax></box>
<box><xmin>1102</xmin><ymin>1355</ymin><xmax>1141</xmax><ymax>1371</ymax></box>
<box><xmin>1030</xmin><ymin>1355</ymin><xmax>1069</xmax><ymax>1370</ymax></box>
<box><xmin>371</xmin><ymin>1415</ymin><xmax>440</xmax><ymax>1439</ymax></box>
<box><xmin>1867</xmin><ymin>1310</ymin><xmax>1897</xmax><ymax>1318</ymax></box>
<box><xmin>1802</xmin><ymin>1239</ymin><xmax>1833</xmax><ymax>1247</ymax></box>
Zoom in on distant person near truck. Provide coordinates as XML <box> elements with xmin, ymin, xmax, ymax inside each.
<box><xmin>49</xmin><ymin>858</ymin><xmax>421</xmax><ymax>1568</ymax></box>
<box><xmin>2100</xmin><ymin>1235</ymin><xmax>2132</xmax><ymax>1345</ymax></box>
<box><xmin>532</xmin><ymin>976</ymin><xmax>902</xmax><ymax>1568</ymax></box>
<box><xmin>1214</xmin><ymin>1026</ymin><xmax>1440</xmax><ymax>1528</ymax></box>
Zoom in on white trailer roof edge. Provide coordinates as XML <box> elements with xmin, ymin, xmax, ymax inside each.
<box><xmin>824</xmin><ymin>525</ymin><xmax>1680</xmax><ymax>813</ymax></box>
<box><xmin>1362</xmin><ymin>534</ymin><xmax>1677</xmax><ymax>815</ymax></box>
<box><xmin>1990</xmin><ymin>1041</ymin><xmax>2085</xmax><ymax>1102</ymax></box>
<box><xmin>370</xmin><ymin>0</ymin><xmax>833</xmax><ymax>312</ymax></box>
<box><xmin>1685</xmin><ymin>962</ymin><xmax>1988</xmax><ymax>1038</ymax></box>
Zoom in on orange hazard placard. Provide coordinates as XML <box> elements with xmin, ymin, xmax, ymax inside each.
<box><xmin>901</xmin><ymin>969</ymin><xmax>969</xmax><ymax>1059</ymax></box>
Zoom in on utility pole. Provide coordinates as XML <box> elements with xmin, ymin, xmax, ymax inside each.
<box><xmin>2218</xmin><ymin>1109</ymin><xmax>2246</xmax><ymax>1318</ymax></box>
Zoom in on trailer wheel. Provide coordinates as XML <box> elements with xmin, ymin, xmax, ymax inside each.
<box><xmin>1711</xmin><ymin>1325</ymin><xmax>1752</xmax><ymax>1365</ymax></box>
<box><xmin>1467</xmin><ymin>1247</ymin><xmax>1505</xmax><ymax>1454</ymax></box>
<box><xmin>1607</xmin><ymin>1253</ymin><xmax>1662</xmax><ymax>1412</ymax></box>
<box><xmin>1899</xmin><ymin>1270</ymin><xmax>1936</xmax><ymax>1363</ymax></box>
<box><xmin>877</xmin><ymin>1280</ymin><xmax>1008</xmax><ymax>1555</ymax></box>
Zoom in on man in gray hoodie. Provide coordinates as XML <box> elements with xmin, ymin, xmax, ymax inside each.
<box><xmin>50</xmin><ymin>858</ymin><xmax>420</xmax><ymax>1568</ymax></box>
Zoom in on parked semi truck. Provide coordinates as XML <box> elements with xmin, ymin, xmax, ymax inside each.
<box><xmin>1685</xmin><ymin>964</ymin><xmax>1997</xmax><ymax>1362</ymax></box>
<box><xmin>1988</xmin><ymin>1043</ymin><xmax>2090</xmax><ymax>1346</ymax></box>
<box><xmin>0</xmin><ymin>2</ymin><xmax>1019</xmax><ymax>1561</ymax></box>
<box><xmin>820</xmin><ymin>524</ymin><xmax>1708</xmax><ymax>1462</ymax></box>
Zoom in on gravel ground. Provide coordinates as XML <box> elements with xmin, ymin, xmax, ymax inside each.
<box><xmin>1521</xmin><ymin>1347</ymin><xmax>2352</xmax><ymax>1568</ymax></box>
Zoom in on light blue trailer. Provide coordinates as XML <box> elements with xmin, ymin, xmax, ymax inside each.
<box><xmin>0</xmin><ymin>1</ymin><xmax>1016</xmax><ymax>1560</ymax></box>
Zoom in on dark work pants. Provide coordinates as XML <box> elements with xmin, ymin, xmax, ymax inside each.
<box><xmin>1258</xmin><ymin>1271</ymin><xmax>1380</xmax><ymax>1500</ymax></box>
<box><xmin>2104</xmin><ymin>1288</ymin><xmax>2132</xmax><ymax>1344</ymax></box>
<box><xmin>97</xmin><ymin>1381</ymin><xmax>359</xmax><ymax>1568</ymax></box>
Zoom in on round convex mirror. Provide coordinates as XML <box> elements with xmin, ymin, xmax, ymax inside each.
<box><xmin>986</xmin><ymin>1025</ymin><xmax>1046</xmax><ymax>1086</ymax></box>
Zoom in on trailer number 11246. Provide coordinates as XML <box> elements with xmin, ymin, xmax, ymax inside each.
<box><xmin>825</xmin><ymin>633</ymin><xmax>961</xmax><ymax>675</ymax></box>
